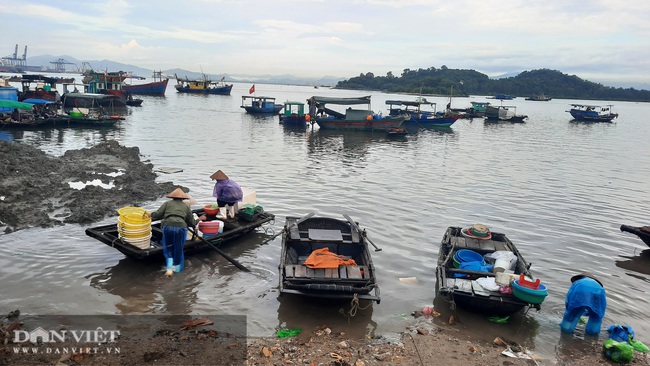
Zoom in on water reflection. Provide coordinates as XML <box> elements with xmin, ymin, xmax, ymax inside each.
<box><xmin>306</xmin><ymin>129</ymin><xmax>389</xmax><ymax>160</ymax></box>
<box><xmin>615</xmin><ymin>249</ymin><xmax>650</xmax><ymax>277</ymax></box>
<box><xmin>276</xmin><ymin>295</ymin><xmax>377</xmax><ymax>339</ymax></box>
<box><xmin>87</xmin><ymin>258</ymin><xmax>200</xmax><ymax>314</ymax></box>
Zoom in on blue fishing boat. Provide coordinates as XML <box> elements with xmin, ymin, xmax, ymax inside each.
<box><xmin>174</xmin><ymin>73</ymin><xmax>233</xmax><ymax>95</ymax></box>
<box><xmin>311</xmin><ymin>96</ymin><xmax>405</xmax><ymax>131</ymax></box>
<box><xmin>567</xmin><ymin>104</ymin><xmax>618</xmax><ymax>122</ymax></box>
<box><xmin>279</xmin><ymin>101</ymin><xmax>310</xmax><ymax>126</ymax></box>
<box><xmin>123</xmin><ymin>71</ymin><xmax>168</xmax><ymax>96</ymax></box>
<box><xmin>386</xmin><ymin>98</ymin><xmax>461</xmax><ymax>127</ymax></box>
<box><xmin>241</xmin><ymin>96</ymin><xmax>284</xmax><ymax>114</ymax></box>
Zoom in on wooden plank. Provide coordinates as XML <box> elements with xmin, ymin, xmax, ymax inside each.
<box><xmin>494</xmin><ymin>241</ymin><xmax>508</xmax><ymax>251</ymax></box>
<box><xmin>284</xmin><ymin>265</ymin><xmax>295</xmax><ymax>278</ymax></box>
<box><xmin>325</xmin><ymin>268</ymin><xmax>337</xmax><ymax>278</ymax></box>
<box><xmin>305</xmin><ymin>267</ymin><xmax>315</xmax><ymax>277</ymax></box>
<box><xmin>452</xmin><ymin>236</ymin><xmax>467</xmax><ymax>248</ymax></box>
<box><xmin>359</xmin><ymin>266</ymin><xmax>369</xmax><ymax>279</ymax></box>
<box><xmin>313</xmin><ymin>268</ymin><xmax>325</xmax><ymax>278</ymax></box>
<box><xmin>464</xmin><ymin>238</ymin><xmax>481</xmax><ymax>250</ymax></box>
<box><xmin>339</xmin><ymin>266</ymin><xmax>348</xmax><ymax>279</ymax></box>
<box><xmin>479</xmin><ymin>240</ymin><xmax>497</xmax><ymax>251</ymax></box>
<box><xmin>294</xmin><ymin>265</ymin><xmax>307</xmax><ymax>278</ymax></box>
<box><xmin>347</xmin><ymin>266</ymin><xmax>362</xmax><ymax>279</ymax></box>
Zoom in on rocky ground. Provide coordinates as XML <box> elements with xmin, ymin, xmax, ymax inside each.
<box><xmin>1</xmin><ymin>141</ymin><xmax>647</xmax><ymax>365</ymax></box>
<box><xmin>0</xmin><ymin>140</ymin><xmax>176</xmax><ymax>233</ymax></box>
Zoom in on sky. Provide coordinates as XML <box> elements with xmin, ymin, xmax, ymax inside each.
<box><xmin>2</xmin><ymin>0</ymin><xmax>650</xmax><ymax>86</ymax></box>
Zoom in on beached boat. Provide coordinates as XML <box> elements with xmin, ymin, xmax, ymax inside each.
<box><xmin>279</xmin><ymin>101</ymin><xmax>310</xmax><ymax>126</ymax></box>
<box><xmin>123</xmin><ymin>71</ymin><xmax>169</xmax><ymax>96</ymax></box>
<box><xmin>620</xmin><ymin>225</ymin><xmax>650</xmax><ymax>248</ymax></box>
<box><xmin>85</xmin><ymin>208</ymin><xmax>275</xmax><ymax>260</ymax></box>
<box><xmin>241</xmin><ymin>96</ymin><xmax>284</xmax><ymax>114</ymax></box>
<box><xmin>436</xmin><ymin>226</ymin><xmax>543</xmax><ymax>315</ymax></box>
<box><xmin>386</xmin><ymin>98</ymin><xmax>461</xmax><ymax>127</ymax></box>
<box><xmin>567</xmin><ymin>104</ymin><xmax>618</xmax><ymax>122</ymax></box>
<box><xmin>485</xmin><ymin>105</ymin><xmax>528</xmax><ymax>122</ymax></box>
<box><xmin>174</xmin><ymin>74</ymin><xmax>233</xmax><ymax>95</ymax></box>
<box><xmin>279</xmin><ymin>214</ymin><xmax>380</xmax><ymax>303</ymax></box>
<box><xmin>311</xmin><ymin>96</ymin><xmax>404</xmax><ymax>131</ymax></box>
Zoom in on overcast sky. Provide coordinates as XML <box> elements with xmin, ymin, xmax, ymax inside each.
<box><xmin>2</xmin><ymin>0</ymin><xmax>649</xmax><ymax>85</ymax></box>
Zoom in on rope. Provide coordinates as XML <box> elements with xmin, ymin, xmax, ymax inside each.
<box><xmin>407</xmin><ymin>332</ymin><xmax>425</xmax><ymax>366</ymax></box>
<box><xmin>338</xmin><ymin>293</ymin><xmax>372</xmax><ymax>323</ymax></box>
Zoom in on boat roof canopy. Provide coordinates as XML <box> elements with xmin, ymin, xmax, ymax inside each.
<box><xmin>311</xmin><ymin>96</ymin><xmax>371</xmax><ymax>105</ymax></box>
<box><xmin>570</xmin><ymin>104</ymin><xmax>613</xmax><ymax>108</ymax></box>
<box><xmin>0</xmin><ymin>100</ymin><xmax>35</xmax><ymax>110</ymax></box>
<box><xmin>22</xmin><ymin>98</ymin><xmax>56</xmax><ymax>105</ymax></box>
<box><xmin>62</xmin><ymin>93</ymin><xmax>116</xmax><ymax>100</ymax></box>
<box><xmin>242</xmin><ymin>96</ymin><xmax>276</xmax><ymax>100</ymax></box>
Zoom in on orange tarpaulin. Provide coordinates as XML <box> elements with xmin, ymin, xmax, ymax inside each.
<box><xmin>304</xmin><ymin>247</ymin><xmax>357</xmax><ymax>269</ymax></box>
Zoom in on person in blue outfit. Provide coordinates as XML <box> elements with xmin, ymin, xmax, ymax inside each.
<box><xmin>147</xmin><ymin>188</ymin><xmax>205</xmax><ymax>276</ymax></box>
<box><xmin>560</xmin><ymin>272</ymin><xmax>607</xmax><ymax>335</ymax></box>
<box><xmin>211</xmin><ymin>170</ymin><xmax>243</xmax><ymax>208</ymax></box>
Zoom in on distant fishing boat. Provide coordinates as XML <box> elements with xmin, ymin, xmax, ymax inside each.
<box><xmin>525</xmin><ymin>93</ymin><xmax>552</xmax><ymax>101</ymax></box>
<box><xmin>485</xmin><ymin>105</ymin><xmax>528</xmax><ymax>122</ymax></box>
<box><xmin>567</xmin><ymin>104</ymin><xmax>618</xmax><ymax>122</ymax></box>
<box><xmin>174</xmin><ymin>73</ymin><xmax>233</xmax><ymax>95</ymax></box>
<box><xmin>123</xmin><ymin>70</ymin><xmax>169</xmax><ymax>96</ymax></box>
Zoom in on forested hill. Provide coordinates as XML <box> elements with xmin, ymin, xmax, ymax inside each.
<box><xmin>334</xmin><ymin>67</ymin><xmax>650</xmax><ymax>102</ymax></box>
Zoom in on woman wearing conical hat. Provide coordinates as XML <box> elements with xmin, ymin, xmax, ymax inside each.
<box><xmin>147</xmin><ymin>187</ymin><xmax>206</xmax><ymax>276</ymax></box>
<box><xmin>210</xmin><ymin>170</ymin><xmax>243</xmax><ymax>208</ymax></box>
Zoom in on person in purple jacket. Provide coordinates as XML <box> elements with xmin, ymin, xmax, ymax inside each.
<box><xmin>210</xmin><ymin>170</ymin><xmax>243</xmax><ymax>208</ymax></box>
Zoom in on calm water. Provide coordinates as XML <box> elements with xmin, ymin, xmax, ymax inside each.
<box><xmin>1</xmin><ymin>75</ymin><xmax>650</xmax><ymax>359</ymax></box>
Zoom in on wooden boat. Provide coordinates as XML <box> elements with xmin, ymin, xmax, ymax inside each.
<box><xmin>83</xmin><ymin>71</ymin><xmax>129</xmax><ymax>107</ymax></box>
<box><xmin>386</xmin><ymin>127</ymin><xmax>408</xmax><ymax>136</ymax></box>
<box><xmin>85</xmin><ymin>208</ymin><xmax>275</xmax><ymax>260</ymax></box>
<box><xmin>241</xmin><ymin>96</ymin><xmax>283</xmax><ymax>114</ymax></box>
<box><xmin>485</xmin><ymin>105</ymin><xmax>528</xmax><ymax>122</ymax></box>
<box><xmin>567</xmin><ymin>104</ymin><xmax>618</xmax><ymax>122</ymax></box>
<box><xmin>123</xmin><ymin>71</ymin><xmax>168</xmax><ymax>96</ymax></box>
<box><xmin>279</xmin><ymin>214</ymin><xmax>380</xmax><ymax>303</ymax></box>
<box><xmin>17</xmin><ymin>75</ymin><xmax>63</xmax><ymax>102</ymax></box>
<box><xmin>125</xmin><ymin>95</ymin><xmax>143</xmax><ymax>107</ymax></box>
<box><xmin>311</xmin><ymin>96</ymin><xmax>404</xmax><ymax>131</ymax></box>
<box><xmin>386</xmin><ymin>98</ymin><xmax>461</xmax><ymax>127</ymax></box>
<box><xmin>279</xmin><ymin>101</ymin><xmax>310</xmax><ymax>126</ymax></box>
<box><xmin>620</xmin><ymin>225</ymin><xmax>650</xmax><ymax>247</ymax></box>
<box><xmin>525</xmin><ymin>93</ymin><xmax>552</xmax><ymax>101</ymax></box>
<box><xmin>436</xmin><ymin>226</ymin><xmax>541</xmax><ymax>315</ymax></box>
<box><xmin>174</xmin><ymin>74</ymin><xmax>233</xmax><ymax>95</ymax></box>
<box><xmin>488</xmin><ymin>94</ymin><xmax>515</xmax><ymax>100</ymax></box>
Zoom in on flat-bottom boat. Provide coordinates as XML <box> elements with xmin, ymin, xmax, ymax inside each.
<box><xmin>86</xmin><ymin>208</ymin><xmax>274</xmax><ymax>260</ymax></box>
<box><xmin>279</xmin><ymin>215</ymin><xmax>380</xmax><ymax>303</ymax></box>
<box><xmin>436</xmin><ymin>226</ymin><xmax>541</xmax><ymax>315</ymax></box>
<box><xmin>620</xmin><ymin>225</ymin><xmax>650</xmax><ymax>247</ymax></box>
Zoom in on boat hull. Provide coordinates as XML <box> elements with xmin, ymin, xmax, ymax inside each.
<box><xmin>280</xmin><ymin>115</ymin><xmax>308</xmax><ymax>126</ymax></box>
<box><xmin>315</xmin><ymin>117</ymin><xmax>403</xmax><ymax>131</ymax></box>
<box><xmin>175</xmin><ymin>85</ymin><xmax>233</xmax><ymax>95</ymax></box>
<box><xmin>242</xmin><ymin>105</ymin><xmax>283</xmax><ymax>114</ymax></box>
<box><xmin>436</xmin><ymin>226</ymin><xmax>540</xmax><ymax>316</ymax></box>
<box><xmin>123</xmin><ymin>79</ymin><xmax>169</xmax><ymax>96</ymax></box>
<box><xmin>279</xmin><ymin>215</ymin><xmax>380</xmax><ymax>303</ymax></box>
<box><xmin>620</xmin><ymin>225</ymin><xmax>650</xmax><ymax>247</ymax></box>
<box><xmin>85</xmin><ymin>209</ymin><xmax>274</xmax><ymax>260</ymax></box>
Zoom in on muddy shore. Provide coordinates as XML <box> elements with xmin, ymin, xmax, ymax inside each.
<box><xmin>0</xmin><ymin>141</ymin><xmax>638</xmax><ymax>365</ymax></box>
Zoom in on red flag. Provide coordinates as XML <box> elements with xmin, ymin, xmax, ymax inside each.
<box><xmin>249</xmin><ymin>85</ymin><xmax>255</xmax><ymax>94</ymax></box>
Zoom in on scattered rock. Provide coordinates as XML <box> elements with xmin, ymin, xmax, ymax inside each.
<box><xmin>338</xmin><ymin>340</ymin><xmax>349</xmax><ymax>349</ymax></box>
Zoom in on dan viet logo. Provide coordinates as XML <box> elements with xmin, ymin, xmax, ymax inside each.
<box><xmin>13</xmin><ymin>327</ymin><xmax>120</xmax><ymax>344</ymax></box>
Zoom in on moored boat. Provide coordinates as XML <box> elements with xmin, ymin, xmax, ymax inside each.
<box><xmin>525</xmin><ymin>93</ymin><xmax>552</xmax><ymax>101</ymax></box>
<box><xmin>241</xmin><ymin>96</ymin><xmax>283</xmax><ymax>114</ymax></box>
<box><xmin>485</xmin><ymin>105</ymin><xmax>528</xmax><ymax>122</ymax></box>
<box><xmin>83</xmin><ymin>71</ymin><xmax>130</xmax><ymax>107</ymax></box>
<box><xmin>86</xmin><ymin>207</ymin><xmax>275</xmax><ymax>260</ymax></box>
<box><xmin>386</xmin><ymin>98</ymin><xmax>461</xmax><ymax>127</ymax></box>
<box><xmin>174</xmin><ymin>74</ymin><xmax>233</xmax><ymax>95</ymax></box>
<box><xmin>311</xmin><ymin>96</ymin><xmax>404</xmax><ymax>131</ymax></box>
<box><xmin>620</xmin><ymin>225</ymin><xmax>650</xmax><ymax>247</ymax></box>
<box><xmin>567</xmin><ymin>104</ymin><xmax>618</xmax><ymax>122</ymax></box>
<box><xmin>123</xmin><ymin>71</ymin><xmax>169</xmax><ymax>96</ymax></box>
<box><xmin>488</xmin><ymin>94</ymin><xmax>515</xmax><ymax>100</ymax></box>
<box><xmin>279</xmin><ymin>101</ymin><xmax>310</xmax><ymax>126</ymax></box>
<box><xmin>436</xmin><ymin>225</ymin><xmax>544</xmax><ymax>315</ymax></box>
<box><xmin>279</xmin><ymin>214</ymin><xmax>380</xmax><ymax>302</ymax></box>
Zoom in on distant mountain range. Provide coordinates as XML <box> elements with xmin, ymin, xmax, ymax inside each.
<box><xmin>9</xmin><ymin>55</ymin><xmax>343</xmax><ymax>86</ymax></box>
<box><xmin>6</xmin><ymin>54</ymin><xmax>649</xmax><ymax>91</ymax></box>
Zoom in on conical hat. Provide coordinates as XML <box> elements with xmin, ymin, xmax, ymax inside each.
<box><xmin>210</xmin><ymin>170</ymin><xmax>228</xmax><ymax>180</ymax></box>
<box><xmin>571</xmin><ymin>272</ymin><xmax>603</xmax><ymax>288</ymax></box>
<box><xmin>166</xmin><ymin>187</ymin><xmax>189</xmax><ymax>199</ymax></box>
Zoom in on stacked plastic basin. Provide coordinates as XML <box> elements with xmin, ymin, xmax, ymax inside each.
<box><xmin>117</xmin><ymin>206</ymin><xmax>152</xmax><ymax>249</ymax></box>
<box><xmin>453</xmin><ymin>249</ymin><xmax>493</xmax><ymax>275</ymax></box>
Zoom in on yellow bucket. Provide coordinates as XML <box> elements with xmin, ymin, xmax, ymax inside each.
<box><xmin>117</xmin><ymin>218</ymin><xmax>151</xmax><ymax>231</ymax></box>
<box><xmin>118</xmin><ymin>206</ymin><xmax>151</xmax><ymax>225</ymax></box>
<box><xmin>120</xmin><ymin>234</ymin><xmax>152</xmax><ymax>249</ymax></box>
<box><xmin>118</xmin><ymin>227</ymin><xmax>152</xmax><ymax>239</ymax></box>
